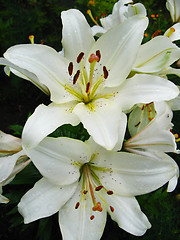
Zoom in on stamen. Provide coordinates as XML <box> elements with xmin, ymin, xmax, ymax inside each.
<box><xmin>68</xmin><ymin>62</ymin><xmax>73</xmax><ymax>76</ymax></box>
<box><xmin>95</xmin><ymin>185</ymin><xmax>103</xmax><ymax>191</ymax></box>
<box><xmin>92</xmin><ymin>202</ymin><xmax>103</xmax><ymax>212</ymax></box>
<box><xmin>141</xmin><ymin>105</ymin><xmax>145</xmax><ymax>110</ymax></box>
<box><xmin>73</xmin><ymin>70</ymin><xmax>80</xmax><ymax>84</ymax></box>
<box><xmin>107</xmin><ymin>190</ymin><xmax>113</xmax><ymax>195</ymax></box>
<box><xmin>103</xmin><ymin>66</ymin><xmax>108</xmax><ymax>79</ymax></box>
<box><xmin>29</xmin><ymin>35</ymin><xmax>34</xmax><ymax>44</ymax></box>
<box><xmin>166</xmin><ymin>27</ymin><xmax>175</xmax><ymax>38</ymax></box>
<box><xmin>87</xmin><ymin>10</ymin><xmax>99</xmax><ymax>26</ymax></box>
<box><xmin>86</xmin><ymin>82</ymin><xmax>90</xmax><ymax>93</ymax></box>
<box><xmin>77</xmin><ymin>52</ymin><xmax>85</xmax><ymax>63</ymax></box>
<box><xmin>83</xmin><ymin>190</ymin><xmax>88</xmax><ymax>194</ymax></box>
<box><xmin>110</xmin><ymin>206</ymin><xmax>114</xmax><ymax>212</ymax></box>
<box><xmin>90</xmin><ymin>215</ymin><xmax>95</xmax><ymax>220</ymax></box>
<box><xmin>135</xmin><ymin>121</ymin><xmax>141</xmax><ymax>127</ymax></box>
<box><xmin>96</xmin><ymin>50</ymin><xmax>101</xmax><ymax>62</ymax></box>
<box><xmin>75</xmin><ymin>202</ymin><xmax>80</xmax><ymax>209</ymax></box>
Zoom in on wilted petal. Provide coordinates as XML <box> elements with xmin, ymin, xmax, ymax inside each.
<box><xmin>90</xmin><ymin>15</ymin><xmax>148</xmax><ymax>87</ymax></box>
<box><xmin>73</xmin><ymin>98</ymin><xmax>122</xmax><ymax>150</ymax></box>
<box><xmin>61</xmin><ymin>9</ymin><xmax>95</xmax><ymax>64</ymax></box>
<box><xmin>117</xmin><ymin>74</ymin><xmax>179</xmax><ymax>111</ymax></box>
<box><xmin>59</xmin><ymin>181</ymin><xmax>107</xmax><ymax>240</ymax></box>
<box><xmin>26</xmin><ymin>137</ymin><xmax>92</xmax><ymax>185</ymax></box>
<box><xmin>102</xmin><ymin>193</ymin><xmax>151</xmax><ymax>236</ymax></box>
<box><xmin>93</xmin><ymin>151</ymin><xmax>178</xmax><ymax>196</ymax></box>
<box><xmin>22</xmin><ymin>102</ymin><xmax>80</xmax><ymax>150</ymax></box>
<box><xmin>18</xmin><ymin>178</ymin><xmax>78</xmax><ymax>224</ymax></box>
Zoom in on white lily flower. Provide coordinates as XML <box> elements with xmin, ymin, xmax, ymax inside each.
<box><xmin>0</xmin><ymin>131</ymin><xmax>31</xmax><ymax>203</ymax></box>
<box><xmin>124</xmin><ymin>102</ymin><xmax>179</xmax><ymax>192</ymax></box>
<box><xmin>91</xmin><ymin>0</ymin><xmax>147</xmax><ymax>37</ymax></box>
<box><xmin>1</xmin><ymin>9</ymin><xmax>179</xmax><ymax>150</ymax></box>
<box><xmin>132</xmin><ymin>35</ymin><xmax>180</xmax><ymax>77</ymax></box>
<box><xmin>166</xmin><ymin>0</ymin><xmax>180</xmax><ymax>22</ymax></box>
<box><xmin>18</xmin><ymin>136</ymin><xmax>178</xmax><ymax>239</ymax></box>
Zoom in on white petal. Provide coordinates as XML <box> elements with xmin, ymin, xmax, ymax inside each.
<box><xmin>26</xmin><ymin>137</ymin><xmax>92</xmax><ymax>185</ymax></box>
<box><xmin>0</xmin><ymin>130</ymin><xmax>22</xmax><ymax>156</ymax></box>
<box><xmin>133</xmin><ymin>36</ymin><xmax>180</xmax><ymax>73</ymax></box>
<box><xmin>167</xmin><ymin>175</ymin><xmax>178</xmax><ymax>192</ymax></box>
<box><xmin>4</xmin><ymin>44</ymin><xmax>72</xmax><ymax>103</ymax></box>
<box><xmin>92</xmin><ymin>151</ymin><xmax>178</xmax><ymax>196</ymax></box>
<box><xmin>161</xmin><ymin>66</ymin><xmax>180</xmax><ymax>76</ymax></box>
<box><xmin>102</xmin><ymin>193</ymin><xmax>151</xmax><ymax>236</ymax></box>
<box><xmin>0</xmin><ymin>58</ymin><xmax>49</xmax><ymax>95</ymax></box>
<box><xmin>90</xmin><ymin>15</ymin><xmax>148</xmax><ymax>87</ymax></box>
<box><xmin>117</xmin><ymin>74</ymin><xmax>179</xmax><ymax>111</ymax></box>
<box><xmin>127</xmin><ymin>3</ymin><xmax>147</xmax><ymax>18</ymax></box>
<box><xmin>0</xmin><ymin>187</ymin><xmax>9</xmax><ymax>203</ymax></box>
<box><xmin>166</xmin><ymin>0</ymin><xmax>180</xmax><ymax>22</ymax></box>
<box><xmin>168</xmin><ymin>89</ymin><xmax>180</xmax><ymax>110</ymax></box>
<box><xmin>22</xmin><ymin>102</ymin><xmax>80</xmax><ymax>150</ymax></box>
<box><xmin>59</xmin><ymin>180</ymin><xmax>107</xmax><ymax>240</ymax></box>
<box><xmin>164</xmin><ymin>23</ymin><xmax>180</xmax><ymax>41</ymax></box>
<box><xmin>18</xmin><ymin>178</ymin><xmax>77</xmax><ymax>224</ymax></box>
<box><xmin>0</xmin><ymin>150</ymin><xmax>24</xmax><ymax>182</ymax></box>
<box><xmin>61</xmin><ymin>9</ymin><xmax>95</xmax><ymax>63</ymax></box>
<box><xmin>91</xmin><ymin>25</ymin><xmax>106</xmax><ymax>37</ymax></box>
<box><xmin>73</xmin><ymin>98</ymin><xmax>122</xmax><ymax>150</ymax></box>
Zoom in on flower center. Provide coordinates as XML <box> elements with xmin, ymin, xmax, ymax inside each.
<box><xmin>66</xmin><ymin>50</ymin><xmax>109</xmax><ymax>104</ymax></box>
<box><xmin>74</xmin><ymin>163</ymin><xmax>115</xmax><ymax>220</ymax></box>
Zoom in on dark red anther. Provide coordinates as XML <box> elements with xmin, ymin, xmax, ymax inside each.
<box><xmin>75</xmin><ymin>202</ymin><xmax>80</xmax><ymax>209</ymax></box>
<box><xmin>95</xmin><ymin>186</ymin><xmax>103</xmax><ymax>191</ymax></box>
<box><xmin>107</xmin><ymin>190</ymin><xmax>113</xmax><ymax>195</ymax></box>
<box><xmin>135</xmin><ymin>121</ymin><xmax>141</xmax><ymax>127</ymax></box>
<box><xmin>90</xmin><ymin>215</ymin><xmax>95</xmax><ymax>220</ymax></box>
<box><xmin>73</xmin><ymin>70</ymin><xmax>80</xmax><ymax>84</ymax></box>
<box><xmin>86</xmin><ymin>82</ymin><xmax>90</xmax><ymax>93</ymax></box>
<box><xmin>77</xmin><ymin>52</ymin><xmax>85</xmax><ymax>63</ymax></box>
<box><xmin>96</xmin><ymin>50</ymin><xmax>101</xmax><ymax>62</ymax></box>
<box><xmin>110</xmin><ymin>206</ymin><xmax>114</xmax><ymax>212</ymax></box>
<box><xmin>103</xmin><ymin>66</ymin><xmax>108</xmax><ymax>79</ymax></box>
<box><xmin>68</xmin><ymin>62</ymin><xmax>73</xmax><ymax>76</ymax></box>
<box><xmin>141</xmin><ymin>105</ymin><xmax>145</xmax><ymax>110</ymax></box>
<box><xmin>83</xmin><ymin>190</ymin><xmax>88</xmax><ymax>194</ymax></box>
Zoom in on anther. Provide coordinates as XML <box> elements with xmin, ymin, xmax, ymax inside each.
<box><xmin>107</xmin><ymin>190</ymin><xmax>113</xmax><ymax>195</ymax></box>
<box><xmin>95</xmin><ymin>186</ymin><xmax>103</xmax><ymax>191</ymax></box>
<box><xmin>89</xmin><ymin>53</ymin><xmax>99</xmax><ymax>63</ymax></box>
<box><xmin>103</xmin><ymin>66</ymin><xmax>108</xmax><ymax>79</ymax></box>
<box><xmin>86</xmin><ymin>82</ymin><xmax>90</xmax><ymax>93</ymax></box>
<box><xmin>110</xmin><ymin>206</ymin><xmax>114</xmax><ymax>212</ymax></box>
<box><xmin>141</xmin><ymin>105</ymin><xmax>145</xmax><ymax>110</ymax></box>
<box><xmin>73</xmin><ymin>70</ymin><xmax>80</xmax><ymax>84</ymax></box>
<box><xmin>135</xmin><ymin>121</ymin><xmax>141</xmax><ymax>127</ymax></box>
<box><xmin>75</xmin><ymin>202</ymin><xmax>80</xmax><ymax>209</ymax></box>
<box><xmin>83</xmin><ymin>190</ymin><xmax>88</xmax><ymax>194</ymax></box>
<box><xmin>90</xmin><ymin>215</ymin><xmax>95</xmax><ymax>220</ymax></box>
<box><xmin>92</xmin><ymin>202</ymin><xmax>103</xmax><ymax>212</ymax></box>
<box><xmin>68</xmin><ymin>62</ymin><xmax>73</xmax><ymax>76</ymax></box>
<box><xmin>96</xmin><ymin>50</ymin><xmax>101</xmax><ymax>62</ymax></box>
<box><xmin>77</xmin><ymin>52</ymin><xmax>84</xmax><ymax>63</ymax></box>
<box><xmin>166</xmin><ymin>27</ymin><xmax>175</xmax><ymax>38</ymax></box>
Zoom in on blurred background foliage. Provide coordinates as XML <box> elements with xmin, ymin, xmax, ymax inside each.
<box><xmin>0</xmin><ymin>0</ymin><xmax>180</xmax><ymax>239</ymax></box>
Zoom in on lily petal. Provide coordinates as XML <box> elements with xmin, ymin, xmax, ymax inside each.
<box><xmin>93</xmin><ymin>151</ymin><xmax>178</xmax><ymax>196</ymax></box>
<box><xmin>73</xmin><ymin>98</ymin><xmax>122</xmax><ymax>150</ymax></box>
<box><xmin>133</xmin><ymin>36</ymin><xmax>180</xmax><ymax>73</ymax></box>
<box><xmin>25</xmin><ymin>137</ymin><xmax>92</xmax><ymax>185</ymax></box>
<box><xmin>90</xmin><ymin>15</ymin><xmax>148</xmax><ymax>87</ymax></box>
<box><xmin>22</xmin><ymin>102</ymin><xmax>80</xmax><ymax>150</ymax></box>
<box><xmin>18</xmin><ymin>178</ymin><xmax>78</xmax><ymax>224</ymax></box>
<box><xmin>117</xmin><ymin>74</ymin><xmax>179</xmax><ymax>111</ymax></box>
<box><xmin>102</xmin><ymin>193</ymin><xmax>151</xmax><ymax>236</ymax></box>
<box><xmin>4</xmin><ymin>44</ymin><xmax>72</xmax><ymax>103</ymax></box>
<box><xmin>59</xmin><ymin>180</ymin><xmax>107</xmax><ymax>240</ymax></box>
<box><xmin>164</xmin><ymin>23</ymin><xmax>180</xmax><ymax>41</ymax></box>
<box><xmin>61</xmin><ymin>9</ymin><xmax>95</xmax><ymax>64</ymax></box>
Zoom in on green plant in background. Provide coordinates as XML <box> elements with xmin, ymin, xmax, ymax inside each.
<box><xmin>0</xmin><ymin>0</ymin><xmax>180</xmax><ymax>240</ymax></box>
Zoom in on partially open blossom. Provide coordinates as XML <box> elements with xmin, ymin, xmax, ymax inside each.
<box><xmin>0</xmin><ymin>131</ymin><xmax>31</xmax><ymax>203</ymax></box>
<box><xmin>0</xmin><ymin>9</ymin><xmax>179</xmax><ymax>151</ymax></box>
<box><xmin>18</xmin><ymin>137</ymin><xmax>178</xmax><ymax>239</ymax></box>
<box><xmin>166</xmin><ymin>0</ymin><xmax>180</xmax><ymax>22</ymax></box>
